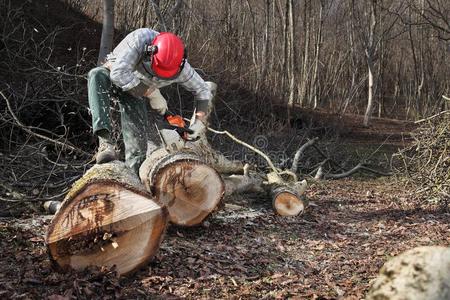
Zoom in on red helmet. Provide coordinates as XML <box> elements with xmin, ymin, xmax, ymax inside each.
<box><xmin>150</xmin><ymin>32</ymin><xmax>185</xmax><ymax>79</ymax></box>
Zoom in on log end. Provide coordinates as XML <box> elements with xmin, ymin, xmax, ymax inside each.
<box><xmin>46</xmin><ymin>178</ymin><xmax>167</xmax><ymax>275</ymax></box>
<box><xmin>154</xmin><ymin>159</ymin><xmax>225</xmax><ymax>226</ymax></box>
<box><xmin>272</xmin><ymin>191</ymin><xmax>306</xmax><ymax>216</ymax></box>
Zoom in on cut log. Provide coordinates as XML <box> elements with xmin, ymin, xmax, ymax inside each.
<box><xmin>223</xmin><ymin>173</ymin><xmax>265</xmax><ymax>196</ymax></box>
<box><xmin>185</xmin><ymin>135</ymin><xmax>245</xmax><ymax>174</ymax></box>
<box><xmin>271</xmin><ymin>184</ymin><xmax>307</xmax><ymax>216</ymax></box>
<box><xmin>140</xmin><ymin>149</ymin><xmax>225</xmax><ymax>226</ymax></box>
<box><xmin>45</xmin><ymin>161</ymin><xmax>168</xmax><ymax>276</ymax></box>
<box><xmin>223</xmin><ymin>171</ymin><xmax>308</xmax><ymax>217</ymax></box>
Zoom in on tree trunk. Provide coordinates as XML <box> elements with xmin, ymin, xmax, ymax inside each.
<box><xmin>46</xmin><ymin>161</ymin><xmax>167</xmax><ymax>276</ymax></box>
<box><xmin>185</xmin><ymin>135</ymin><xmax>245</xmax><ymax>174</ymax></box>
<box><xmin>363</xmin><ymin>0</ymin><xmax>377</xmax><ymax>127</ymax></box>
<box><xmin>363</xmin><ymin>59</ymin><xmax>375</xmax><ymax>126</ymax></box>
<box><xmin>139</xmin><ymin>148</ymin><xmax>225</xmax><ymax>226</ymax></box>
<box><xmin>311</xmin><ymin>1</ymin><xmax>323</xmax><ymax>109</ymax></box>
<box><xmin>97</xmin><ymin>0</ymin><xmax>114</xmax><ymax>66</ymax></box>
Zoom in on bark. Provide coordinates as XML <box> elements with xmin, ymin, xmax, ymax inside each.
<box><xmin>46</xmin><ymin>161</ymin><xmax>167</xmax><ymax>276</ymax></box>
<box><xmin>139</xmin><ymin>148</ymin><xmax>225</xmax><ymax>226</ymax></box>
<box><xmin>97</xmin><ymin>0</ymin><xmax>114</xmax><ymax>66</ymax></box>
<box><xmin>223</xmin><ymin>173</ymin><xmax>265</xmax><ymax>196</ymax></box>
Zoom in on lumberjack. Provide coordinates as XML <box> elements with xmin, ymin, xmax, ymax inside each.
<box><xmin>46</xmin><ymin>31</ymin><xmax>225</xmax><ymax>274</ymax></box>
<box><xmin>86</xmin><ymin>28</ymin><xmax>225</xmax><ymax>227</ymax></box>
<box><xmin>87</xmin><ymin>28</ymin><xmax>214</xmax><ymax>174</ymax></box>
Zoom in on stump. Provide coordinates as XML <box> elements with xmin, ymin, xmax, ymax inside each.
<box><xmin>45</xmin><ymin>161</ymin><xmax>168</xmax><ymax>276</ymax></box>
<box><xmin>271</xmin><ymin>185</ymin><xmax>307</xmax><ymax>216</ymax></box>
<box><xmin>140</xmin><ymin>148</ymin><xmax>225</xmax><ymax>226</ymax></box>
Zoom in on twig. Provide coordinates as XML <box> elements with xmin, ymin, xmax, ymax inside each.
<box><xmin>443</xmin><ymin>95</ymin><xmax>450</xmax><ymax>101</ymax></box>
<box><xmin>1</xmin><ymin>91</ymin><xmax>90</xmax><ymax>157</ymax></box>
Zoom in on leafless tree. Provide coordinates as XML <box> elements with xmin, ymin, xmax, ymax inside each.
<box><xmin>97</xmin><ymin>0</ymin><xmax>115</xmax><ymax>65</ymax></box>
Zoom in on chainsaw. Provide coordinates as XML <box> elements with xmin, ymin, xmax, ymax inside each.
<box><xmin>159</xmin><ymin>112</ymin><xmax>198</xmax><ymax>150</ymax></box>
<box><xmin>163</xmin><ymin>113</ymin><xmax>193</xmax><ymax>140</ymax></box>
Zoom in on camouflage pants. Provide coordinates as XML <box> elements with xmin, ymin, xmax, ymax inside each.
<box><xmin>87</xmin><ymin>66</ymin><xmax>157</xmax><ymax>174</ymax></box>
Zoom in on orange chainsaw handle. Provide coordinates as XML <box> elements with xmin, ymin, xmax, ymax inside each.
<box><xmin>165</xmin><ymin>114</ymin><xmax>186</xmax><ymax>128</ymax></box>
<box><xmin>163</xmin><ymin>113</ymin><xmax>196</xmax><ymax>140</ymax></box>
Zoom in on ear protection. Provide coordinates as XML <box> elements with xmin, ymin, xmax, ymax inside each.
<box><xmin>144</xmin><ymin>44</ymin><xmax>187</xmax><ymax>61</ymax></box>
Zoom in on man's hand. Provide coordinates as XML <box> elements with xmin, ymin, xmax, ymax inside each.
<box><xmin>187</xmin><ymin>118</ymin><xmax>206</xmax><ymax>141</ymax></box>
<box><xmin>145</xmin><ymin>88</ymin><xmax>168</xmax><ymax>115</ymax></box>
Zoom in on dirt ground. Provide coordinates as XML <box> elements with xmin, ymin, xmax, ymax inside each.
<box><xmin>1</xmin><ymin>177</ymin><xmax>448</xmax><ymax>299</ymax></box>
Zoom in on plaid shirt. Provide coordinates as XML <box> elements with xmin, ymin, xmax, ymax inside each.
<box><xmin>106</xmin><ymin>28</ymin><xmax>212</xmax><ymax>102</ymax></box>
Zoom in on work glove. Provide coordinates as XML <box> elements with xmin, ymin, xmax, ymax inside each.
<box><xmin>145</xmin><ymin>88</ymin><xmax>168</xmax><ymax>115</ymax></box>
<box><xmin>187</xmin><ymin>118</ymin><xmax>206</xmax><ymax>141</ymax></box>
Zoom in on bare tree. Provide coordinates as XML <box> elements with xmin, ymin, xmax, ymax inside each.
<box><xmin>97</xmin><ymin>0</ymin><xmax>115</xmax><ymax>66</ymax></box>
<box><xmin>65</xmin><ymin>0</ymin><xmax>449</xmax><ymax>122</ymax></box>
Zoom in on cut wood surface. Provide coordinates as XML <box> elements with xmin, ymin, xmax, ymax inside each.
<box><xmin>140</xmin><ymin>150</ymin><xmax>225</xmax><ymax>226</ymax></box>
<box><xmin>271</xmin><ymin>185</ymin><xmax>307</xmax><ymax>216</ymax></box>
<box><xmin>46</xmin><ymin>161</ymin><xmax>167</xmax><ymax>276</ymax></box>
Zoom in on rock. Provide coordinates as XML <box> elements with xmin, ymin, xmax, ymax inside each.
<box><xmin>366</xmin><ymin>246</ymin><xmax>450</xmax><ymax>300</ymax></box>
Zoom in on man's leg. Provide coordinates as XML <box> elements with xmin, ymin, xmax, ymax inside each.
<box><xmin>87</xmin><ymin>66</ymin><xmax>117</xmax><ymax>163</ymax></box>
<box><xmin>119</xmin><ymin>92</ymin><xmax>158</xmax><ymax>175</ymax></box>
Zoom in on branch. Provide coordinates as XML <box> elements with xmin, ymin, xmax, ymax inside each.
<box><xmin>0</xmin><ymin>91</ymin><xmax>91</xmax><ymax>157</ymax></box>
<box><xmin>290</xmin><ymin>137</ymin><xmax>319</xmax><ymax>173</ymax></box>
<box><xmin>208</xmin><ymin>127</ymin><xmax>280</xmax><ymax>175</ymax></box>
<box><xmin>323</xmin><ymin>163</ymin><xmax>363</xmax><ymax>179</ymax></box>
<box><xmin>414</xmin><ymin>110</ymin><xmax>450</xmax><ymax>124</ymax></box>
<box><xmin>316</xmin><ymin>163</ymin><xmax>392</xmax><ymax>180</ymax></box>
<box><xmin>360</xmin><ymin>165</ymin><xmax>392</xmax><ymax>176</ymax></box>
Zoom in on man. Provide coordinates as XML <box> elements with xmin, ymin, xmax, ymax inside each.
<box><xmin>87</xmin><ymin>28</ymin><xmax>213</xmax><ymax>174</ymax></box>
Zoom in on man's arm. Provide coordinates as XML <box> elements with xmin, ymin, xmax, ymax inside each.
<box><xmin>175</xmin><ymin>62</ymin><xmax>213</xmax><ymax>122</ymax></box>
<box><xmin>108</xmin><ymin>29</ymin><xmax>158</xmax><ymax>98</ymax></box>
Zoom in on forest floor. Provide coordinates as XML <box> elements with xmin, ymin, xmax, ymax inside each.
<box><xmin>1</xmin><ymin>175</ymin><xmax>449</xmax><ymax>299</ymax></box>
<box><xmin>1</xmin><ymin>113</ymin><xmax>449</xmax><ymax>300</ymax></box>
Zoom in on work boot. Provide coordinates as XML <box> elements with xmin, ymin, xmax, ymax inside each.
<box><xmin>96</xmin><ymin>137</ymin><xmax>118</xmax><ymax>164</ymax></box>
